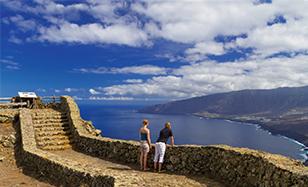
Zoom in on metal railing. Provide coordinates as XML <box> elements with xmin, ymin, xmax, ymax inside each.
<box><xmin>0</xmin><ymin>97</ymin><xmax>12</xmax><ymax>101</ymax></box>
<box><xmin>0</xmin><ymin>97</ymin><xmax>27</xmax><ymax>108</ymax></box>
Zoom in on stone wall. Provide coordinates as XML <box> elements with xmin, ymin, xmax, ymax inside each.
<box><xmin>0</xmin><ymin>109</ymin><xmax>19</xmax><ymax>148</ymax></box>
<box><xmin>18</xmin><ymin>109</ymin><xmax>115</xmax><ymax>187</ymax></box>
<box><xmin>61</xmin><ymin>96</ymin><xmax>308</xmax><ymax>187</ymax></box>
<box><xmin>0</xmin><ymin>109</ymin><xmax>19</xmax><ymax>123</ymax></box>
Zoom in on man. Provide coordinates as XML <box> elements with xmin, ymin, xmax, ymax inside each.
<box><xmin>153</xmin><ymin>122</ymin><xmax>174</xmax><ymax>172</ymax></box>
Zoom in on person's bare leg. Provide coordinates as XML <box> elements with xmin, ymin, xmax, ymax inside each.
<box><xmin>154</xmin><ymin>162</ymin><xmax>157</xmax><ymax>171</ymax></box>
<box><xmin>143</xmin><ymin>152</ymin><xmax>148</xmax><ymax>170</ymax></box>
<box><xmin>158</xmin><ymin>163</ymin><xmax>162</xmax><ymax>172</ymax></box>
<box><xmin>140</xmin><ymin>151</ymin><xmax>144</xmax><ymax>170</ymax></box>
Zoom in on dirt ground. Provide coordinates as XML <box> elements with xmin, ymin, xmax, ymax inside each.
<box><xmin>0</xmin><ymin>122</ymin><xmax>53</xmax><ymax>187</ymax></box>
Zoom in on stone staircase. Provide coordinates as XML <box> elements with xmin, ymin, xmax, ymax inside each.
<box><xmin>31</xmin><ymin>109</ymin><xmax>74</xmax><ymax>151</ymax></box>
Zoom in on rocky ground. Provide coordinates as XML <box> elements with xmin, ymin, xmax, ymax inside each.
<box><xmin>0</xmin><ymin>121</ymin><xmax>53</xmax><ymax>187</ymax></box>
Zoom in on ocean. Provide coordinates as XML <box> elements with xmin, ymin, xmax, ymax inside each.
<box><xmin>78</xmin><ymin>103</ymin><xmax>307</xmax><ymax>161</ymax></box>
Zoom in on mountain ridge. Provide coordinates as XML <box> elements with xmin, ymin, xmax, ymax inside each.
<box><xmin>140</xmin><ymin>86</ymin><xmax>308</xmax><ymax>115</ymax></box>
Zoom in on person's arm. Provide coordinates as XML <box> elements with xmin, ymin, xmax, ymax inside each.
<box><xmin>147</xmin><ymin>129</ymin><xmax>151</xmax><ymax>146</ymax></box>
<box><xmin>169</xmin><ymin>130</ymin><xmax>174</xmax><ymax>146</ymax></box>
<box><xmin>170</xmin><ymin>136</ymin><xmax>174</xmax><ymax>146</ymax></box>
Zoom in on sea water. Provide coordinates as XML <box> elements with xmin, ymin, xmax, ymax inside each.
<box><xmin>78</xmin><ymin>104</ymin><xmax>307</xmax><ymax>161</ymax></box>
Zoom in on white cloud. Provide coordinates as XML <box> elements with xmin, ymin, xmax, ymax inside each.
<box><xmin>133</xmin><ymin>0</ymin><xmax>275</xmax><ymax>43</ymax></box>
<box><xmin>52</xmin><ymin>88</ymin><xmax>83</xmax><ymax>93</ymax></box>
<box><xmin>89</xmin><ymin>88</ymin><xmax>101</xmax><ymax>95</ymax></box>
<box><xmin>124</xmin><ymin>79</ymin><xmax>143</xmax><ymax>84</ymax></box>
<box><xmin>235</xmin><ymin>19</ymin><xmax>308</xmax><ymax>56</ymax></box>
<box><xmin>86</xmin><ymin>1</ymin><xmax>121</xmax><ymax>24</ymax></box>
<box><xmin>64</xmin><ymin>88</ymin><xmax>80</xmax><ymax>92</ymax></box>
<box><xmin>0</xmin><ymin>59</ymin><xmax>18</xmax><ymax>66</ymax></box>
<box><xmin>0</xmin><ymin>59</ymin><xmax>20</xmax><ymax>70</ymax></box>
<box><xmin>75</xmin><ymin>65</ymin><xmax>169</xmax><ymax>75</ymax></box>
<box><xmin>185</xmin><ymin>42</ymin><xmax>225</xmax><ymax>62</ymax></box>
<box><xmin>36</xmin><ymin>21</ymin><xmax>148</xmax><ymax>47</ymax></box>
<box><xmin>72</xmin><ymin>96</ymin><xmax>83</xmax><ymax>100</ymax></box>
<box><xmin>89</xmin><ymin>96</ymin><xmax>134</xmax><ymax>101</ymax></box>
<box><xmin>3</xmin><ymin>0</ymin><xmax>308</xmax><ymax>57</ymax></box>
<box><xmin>155</xmin><ymin>53</ymin><xmax>184</xmax><ymax>63</ymax></box>
<box><xmin>186</xmin><ymin>42</ymin><xmax>225</xmax><ymax>56</ymax></box>
<box><xmin>36</xmin><ymin>88</ymin><xmax>46</xmax><ymax>92</ymax></box>
<box><xmin>137</xmin><ymin>0</ymin><xmax>308</xmax><ymax>59</ymax></box>
<box><xmin>8</xmin><ymin>15</ymin><xmax>37</xmax><ymax>31</ymax></box>
<box><xmin>2</xmin><ymin>0</ymin><xmax>89</xmax><ymax>16</ymax></box>
<box><xmin>2</xmin><ymin>0</ymin><xmax>149</xmax><ymax>46</ymax></box>
<box><xmin>8</xmin><ymin>35</ymin><xmax>23</xmax><ymax>44</ymax></box>
<box><xmin>102</xmin><ymin>75</ymin><xmax>189</xmax><ymax>98</ymax></box>
<box><xmin>5</xmin><ymin>66</ymin><xmax>20</xmax><ymax>70</ymax></box>
<box><xmin>101</xmin><ymin>55</ymin><xmax>308</xmax><ymax>98</ymax></box>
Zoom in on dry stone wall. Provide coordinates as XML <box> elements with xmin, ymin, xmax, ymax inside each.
<box><xmin>61</xmin><ymin>96</ymin><xmax>308</xmax><ymax>187</ymax></box>
<box><xmin>19</xmin><ymin>109</ymin><xmax>115</xmax><ymax>187</ymax></box>
<box><xmin>0</xmin><ymin>109</ymin><xmax>19</xmax><ymax>123</ymax></box>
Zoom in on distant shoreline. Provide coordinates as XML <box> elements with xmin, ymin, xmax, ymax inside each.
<box><xmin>138</xmin><ymin>111</ymin><xmax>308</xmax><ymax>147</ymax></box>
<box><xmin>139</xmin><ymin>109</ymin><xmax>308</xmax><ymax>149</ymax></box>
<box><xmin>193</xmin><ymin>113</ymin><xmax>308</xmax><ymax>148</ymax></box>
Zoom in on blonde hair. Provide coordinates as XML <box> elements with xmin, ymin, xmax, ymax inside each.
<box><xmin>165</xmin><ymin>122</ymin><xmax>171</xmax><ymax>129</ymax></box>
<box><xmin>142</xmin><ymin>119</ymin><xmax>149</xmax><ymax>126</ymax></box>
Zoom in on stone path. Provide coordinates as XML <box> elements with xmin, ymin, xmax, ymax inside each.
<box><xmin>52</xmin><ymin>149</ymin><xmax>225</xmax><ymax>187</ymax></box>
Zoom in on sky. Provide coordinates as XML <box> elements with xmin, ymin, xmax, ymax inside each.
<box><xmin>1</xmin><ymin>0</ymin><xmax>308</xmax><ymax>104</ymax></box>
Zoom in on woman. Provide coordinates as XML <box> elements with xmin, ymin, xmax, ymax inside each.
<box><xmin>139</xmin><ymin>119</ymin><xmax>151</xmax><ymax>171</ymax></box>
<box><xmin>154</xmin><ymin>122</ymin><xmax>174</xmax><ymax>172</ymax></box>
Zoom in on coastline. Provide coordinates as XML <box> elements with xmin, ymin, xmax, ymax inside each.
<box><xmin>139</xmin><ymin>109</ymin><xmax>308</xmax><ymax>149</ymax></box>
<box><xmin>138</xmin><ymin>109</ymin><xmax>307</xmax><ymax>162</ymax></box>
<box><xmin>193</xmin><ymin>113</ymin><xmax>308</xmax><ymax>148</ymax></box>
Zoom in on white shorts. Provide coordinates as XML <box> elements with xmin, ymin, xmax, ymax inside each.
<box><xmin>154</xmin><ymin>142</ymin><xmax>166</xmax><ymax>163</ymax></box>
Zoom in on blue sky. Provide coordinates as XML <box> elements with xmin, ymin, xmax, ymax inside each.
<box><xmin>1</xmin><ymin>0</ymin><xmax>308</xmax><ymax>104</ymax></box>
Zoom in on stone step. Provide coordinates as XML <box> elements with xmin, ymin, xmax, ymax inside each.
<box><xmin>37</xmin><ymin>139</ymin><xmax>73</xmax><ymax>147</ymax></box>
<box><xmin>33</xmin><ymin>122</ymin><xmax>70</xmax><ymax>128</ymax></box>
<box><xmin>34</xmin><ymin>126</ymin><xmax>70</xmax><ymax>132</ymax></box>
<box><xmin>36</xmin><ymin>130</ymin><xmax>71</xmax><ymax>137</ymax></box>
<box><xmin>31</xmin><ymin>111</ymin><xmax>64</xmax><ymax>114</ymax></box>
<box><xmin>32</xmin><ymin>116</ymin><xmax>67</xmax><ymax>120</ymax></box>
<box><xmin>32</xmin><ymin>114</ymin><xmax>67</xmax><ymax>119</ymax></box>
<box><xmin>39</xmin><ymin>144</ymin><xmax>72</xmax><ymax>151</ymax></box>
<box><xmin>32</xmin><ymin>115</ymin><xmax>67</xmax><ymax>120</ymax></box>
<box><xmin>36</xmin><ymin>134</ymin><xmax>73</xmax><ymax>141</ymax></box>
<box><xmin>32</xmin><ymin>115</ymin><xmax>68</xmax><ymax>120</ymax></box>
<box><xmin>31</xmin><ymin>111</ymin><xmax>65</xmax><ymax>116</ymax></box>
<box><xmin>32</xmin><ymin>119</ymin><xmax>69</xmax><ymax>124</ymax></box>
